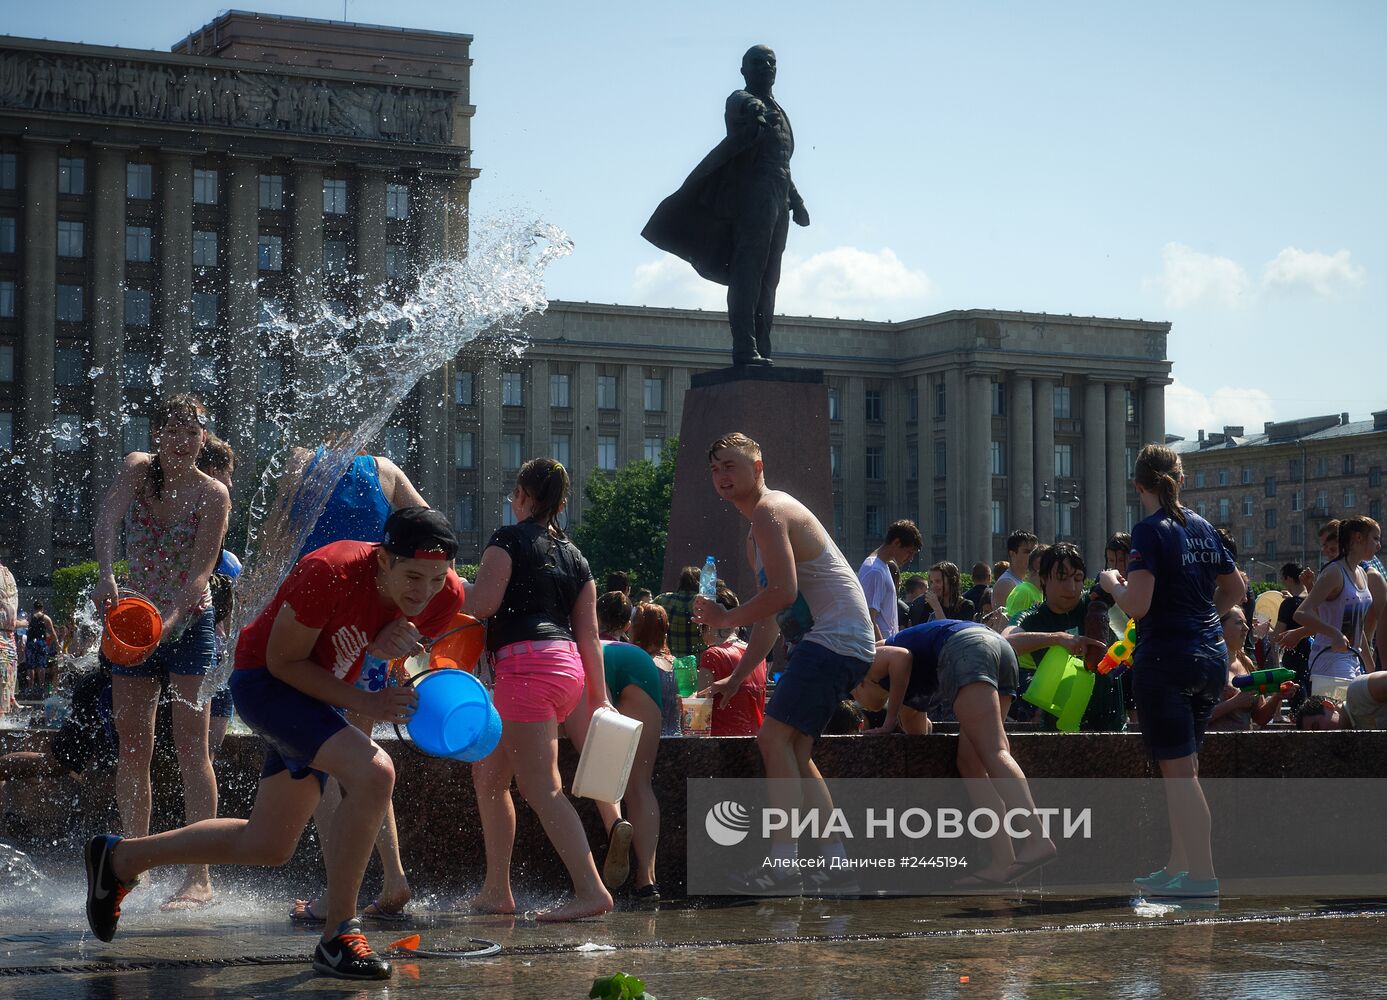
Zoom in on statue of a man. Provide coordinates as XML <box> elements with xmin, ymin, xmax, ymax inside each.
<box><xmin>642</xmin><ymin>45</ymin><xmax>810</xmax><ymax>366</ymax></box>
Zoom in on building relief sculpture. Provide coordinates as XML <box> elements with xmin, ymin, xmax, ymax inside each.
<box><xmin>0</xmin><ymin>49</ymin><xmax>456</xmax><ymax>145</ymax></box>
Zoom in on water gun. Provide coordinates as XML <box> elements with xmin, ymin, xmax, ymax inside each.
<box><xmin>1232</xmin><ymin>667</ymin><xmax>1296</xmax><ymax>695</ymax></box>
<box><xmin>1097</xmin><ymin>619</ymin><xmax>1137</xmax><ymax>676</ymax></box>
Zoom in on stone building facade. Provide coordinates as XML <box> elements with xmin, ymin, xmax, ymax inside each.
<box><xmin>451</xmin><ymin>302</ymin><xmax>1172</xmax><ymax>570</ymax></box>
<box><xmin>0</xmin><ymin>12</ymin><xmax>477</xmax><ymax>581</ymax></box>
<box><xmin>1174</xmin><ymin>411</ymin><xmax>1387</xmax><ymax>578</ymax></box>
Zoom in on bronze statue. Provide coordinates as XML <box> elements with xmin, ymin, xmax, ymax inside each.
<box><xmin>642</xmin><ymin>45</ymin><xmax>810</xmax><ymax>367</ymax></box>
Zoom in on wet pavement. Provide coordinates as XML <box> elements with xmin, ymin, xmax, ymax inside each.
<box><xmin>2</xmin><ymin>863</ymin><xmax>1384</xmax><ymax>999</ymax></box>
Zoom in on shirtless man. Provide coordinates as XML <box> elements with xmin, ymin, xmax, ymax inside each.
<box><xmin>695</xmin><ymin>433</ymin><xmax>875</xmax><ymax>894</ymax></box>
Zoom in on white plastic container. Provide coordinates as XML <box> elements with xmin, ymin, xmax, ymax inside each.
<box><xmin>1311</xmin><ymin>674</ymin><xmax>1352</xmax><ymax>704</ymax></box>
<box><xmin>572</xmin><ymin>707</ymin><xmax>643</xmax><ymax>803</ymax></box>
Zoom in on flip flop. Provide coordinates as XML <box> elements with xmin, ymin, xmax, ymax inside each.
<box><xmin>159</xmin><ymin>893</ymin><xmax>213</xmax><ymax>912</ymax></box>
<box><xmin>363</xmin><ymin>899</ymin><xmax>410</xmax><ymax>923</ymax></box>
<box><xmin>1003</xmin><ymin>853</ymin><xmax>1058</xmax><ymax>885</ymax></box>
<box><xmin>289</xmin><ymin>898</ymin><xmax>325</xmax><ymax>925</ymax></box>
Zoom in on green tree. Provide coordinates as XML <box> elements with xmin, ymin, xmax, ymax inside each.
<box><xmin>572</xmin><ymin>438</ymin><xmax>677</xmax><ymax>592</ymax></box>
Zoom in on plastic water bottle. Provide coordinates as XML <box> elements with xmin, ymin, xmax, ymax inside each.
<box><xmin>699</xmin><ymin>556</ymin><xmax>718</xmax><ymax>599</ymax></box>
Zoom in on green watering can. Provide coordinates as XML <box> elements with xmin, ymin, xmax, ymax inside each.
<box><xmin>1022</xmin><ymin>644</ymin><xmax>1095</xmax><ymax>732</ymax></box>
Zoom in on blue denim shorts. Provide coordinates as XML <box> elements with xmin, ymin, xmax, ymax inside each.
<box><xmin>109</xmin><ymin>608</ymin><xmax>217</xmax><ymax>679</ymax></box>
<box><xmin>937</xmin><ymin>627</ymin><xmax>1021</xmax><ymax>707</ymax></box>
<box><xmin>230</xmin><ymin>666</ymin><xmax>347</xmax><ymax>791</ymax></box>
<box><xmin>1132</xmin><ymin>652</ymin><xmax>1226</xmax><ymax>761</ymax></box>
<box><xmin>766</xmin><ymin>639</ymin><xmax>871</xmax><ymax>738</ymax></box>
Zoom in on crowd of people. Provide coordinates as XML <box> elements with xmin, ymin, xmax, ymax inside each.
<box><xmin>0</xmin><ymin>389</ymin><xmax>1382</xmax><ymax>982</ymax></box>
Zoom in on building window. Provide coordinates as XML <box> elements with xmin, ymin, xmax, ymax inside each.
<box><xmin>551</xmin><ymin>434</ymin><xmax>571</xmax><ymax>468</ymax></box>
<box><xmin>454</xmin><ymin>494</ymin><xmax>476</xmax><ymax>532</ymax></box>
<box><xmin>0</xmin><ymin>153</ymin><xmax>15</xmax><ymax>189</ymax></box>
<box><xmin>58</xmin><ymin>157</ymin><xmax>85</xmax><ymax>195</ymax></box>
<box><xmin>934</xmin><ymin>499</ymin><xmax>948</xmax><ymax>536</ymax></box>
<box><xmin>1316</xmin><ymin>488</ymin><xmax>1329</xmax><ymax>512</ymax></box>
<box><xmin>934</xmin><ymin>440</ymin><xmax>947</xmax><ymax>478</ymax></box>
<box><xmin>1289</xmin><ymin>458</ymin><xmax>1303</xmax><ymax>480</ymax></box>
<box><xmin>909</xmin><ymin>445</ymin><xmax>919</xmax><ymax>481</ymax></box>
<box><xmin>1265</xmin><ymin>476</ymin><xmax>1277</xmax><ymax>498</ymax></box>
<box><xmin>259</xmin><ymin>174</ymin><xmax>284</xmax><ymax>209</ymax></box>
<box><xmin>126</xmin><ymin>162</ymin><xmax>152</xmax><ymax>199</ymax></box>
<box><xmin>596</xmin><ymin>375</ymin><xmax>618</xmax><ymax>410</ymax></box>
<box><xmin>124</xmin><ymin>351</ymin><xmax>151</xmax><ymax>386</ymax></box>
<box><xmin>1196</xmin><ymin>501</ymin><xmax>1208</xmax><ymax>519</ymax></box>
<box><xmin>56</xmin><ymin>284</ymin><xmax>83</xmax><ymax>322</ymax></box>
<box><xmin>1241</xmin><ymin>466</ymin><xmax>1253</xmax><ymax>485</ymax></box>
<box><xmin>1266</xmin><ymin>539</ymin><xmax>1278</xmax><ymax>559</ymax></box>
<box><xmin>550</xmin><ymin>373</ymin><xmax>570</xmax><ymax>408</ymax></box>
<box><xmin>258</xmin><ymin>297</ymin><xmax>283</xmax><ymax>327</ymax></box>
<box><xmin>0</xmin><ymin>344</ymin><xmax>11</xmax><ymax>381</ymax></box>
<box><xmin>123</xmin><ymin>414</ymin><xmax>150</xmax><ymax>453</ymax></box>
<box><xmin>834</xmin><ymin>502</ymin><xmax>845</xmax><ymax>543</ymax></box>
<box><xmin>1315</xmin><ymin>455</ymin><xmax>1327</xmax><ymax>478</ymax></box>
<box><xmin>382</xmin><ymin>426</ymin><xmax>410</xmax><ymax>465</ymax></box>
<box><xmin>1217</xmin><ymin>468</ymin><xmax>1229</xmax><ymax>487</ymax></box>
<box><xmin>53</xmin><ymin>413</ymin><xmax>83</xmax><ymax>452</ymax></box>
<box><xmin>1291</xmin><ymin>523</ymin><xmax>1304</xmax><ymax>545</ymax></box>
<box><xmin>57</xmin><ymin>219</ymin><xmax>84</xmax><ymax>257</ymax></box>
<box><xmin>990</xmin><ymin>440</ymin><xmax>1005</xmax><ymax>477</ymax></box>
<box><xmin>1264</xmin><ymin>508</ymin><xmax>1277</xmax><ymax>529</ymax></box>
<box><xmin>1241</xmin><ymin>526</ymin><xmax>1254</xmax><ymax>552</ymax></box>
<box><xmin>386</xmin><ymin>183</ymin><xmax>410</xmax><ymax>219</ymax></box>
<box><xmin>991</xmin><ymin>500</ymin><xmax>1005</xmax><ymax>536</ymax></box>
<box><xmin>126</xmin><ymin>225</ymin><xmax>152</xmax><ymax>263</ymax></box>
<box><xmin>644</xmin><ymin>436</ymin><xmax>664</xmax><ymax>463</ymax></box>
<box><xmin>1344</xmin><ymin>454</ymin><xmax>1356</xmax><ymax>475</ymax></box>
<box><xmin>0</xmin><ymin>216</ymin><xmax>13</xmax><ymax>253</ymax></box>
<box><xmin>1125</xmin><ymin>387</ymin><xmax>1138</xmax><ymax>424</ymax></box>
<box><xmin>1369</xmin><ymin>466</ymin><xmax>1382</xmax><ymax>488</ymax></box>
<box><xmin>1057</xmin><ymin>504</ymin><xmax>1074</xmax><ymax>538</ymax></box>
<box><xmin>1344</xmin><ymin>487</ymin><xmax>1357</xmax><ymax>509</ymax></box>
<box><xmin>0</xmin><ymin>281</ymin><xmax>12</xmax><ymax>318</ymax></box>
<box><xmin>1218</xmin><ymin>498</ymin><xmax>1230</xmax><ymax>522</ymax></box>
<box><xmin>322</xmin><ymin>239</ymin><xmax>348</xmax><ymax>274</ymax></box>
<box><xmin>830</xmin><ymin>444</ymin><xmax>842</xmax><ymax>479</ymax></box>
<box><xmin>1242</xmin><ymin>496</ymin><xmax>1254</xmax><ymax>517</ymax></box>
<box><xmin>1055</xmin><ymin>443</ymin><xmax>1073</xmax><ymax>478</ymax></box>
<box><xmin>192</xmin><ymin>230</ymin><xmax>218</xmax><ymax>267</ymax></box>
<box><xmin>55</xmin><ymin>347</ymin><xmax>84</xmax><ymax>385</ymax></box>
<box><xmin>828</xmin><ymin>386</ymin><xmax>841</xmax><ymax>421</ymax></box>
<box><xmin>934</xmin><ymin>378</ymin><xmax>946</xmax><ymax>418</ymax></box>
<box><xmin>1126</xmin><ymin>446</ymin><xmax>1136</xmax><ymax>478</ymax></box>
<box><xmin>192</xmin><ymin>168</ymin><xmax>218</xmax><ymax>205</ymax></box>
<box><xmin>258</xmin><ymin>357</ymin><xmax>282</xmax><ymax>394</ymax></box>
<box><xmin>502</xmin><ymin>501</ymin><xmax>518</xmax><ymax>527</ymax></box>
<box><xmin>865</xmin><ymin>446</ymin><xmax>884</xmax><ymax>480</ymax></box>
<box><xmin>258</xmin><ymin>234</ymin><xmax>282</xmax><ymax>271</ymax></box>
<box><xmin>991</xmin><ymin>382</ymin><xmax>1005</xmax><ymax>416</ymax></box>
<box><xmin>1194</xmin><ymin>470</ymin><xmax>1206</xmax><ymax>489</ymax></box>
<box><xmin>864</xmin><ymin>389</ymin><xmax>883</xmax><ymax>423</ymax></box>
<box><xmin>123</xmin><ymin>288</ymin><xmax>151</xmax><ymax>327</ymax></box>
<box><xmin>907</xmin><ymin>386</ymin><xmax>918</xmax><ymax>422</ymax></box>
<box><xmin>1371</xmin><ymin>499</ymin><xmax>1383</xmax><ymax>521</ymax></box>
<box><xmin>865</xmin><ymin>505</ymin><xmax>884</xmax><ymax>541</ymax></box>
<box><xmin>455</xmin><ymin>371</ymin><xmax>475</xmax><ymax>405</ymax></box>
<box><xmin>0</xmin><ymin>412</ymin><xmax>12</xmax><ymax>450</ymax></box>
<box><xmin>643</xmin><ymin>377</ymin><xmax>665</xmax><ymax>412</ymax></box>
<box><xmin>1054</xmin><ymin>385</ymin><xmax>1072</xmax><ymax>418</ymax></box>
<box><xmin>597</xmin><ymin>435</ymin><xmax>618</xmax><ymax>471</ymax></box>
<box><xmin>501</xmin><ymin>371</ymin><xmax>523</xmax><ymax>406</ymax></box>
<box><xmin>502</xmin><ymin>433</ymin><xmax>524</xmax><ymax>470</ymax></box>
<box><xmin>384</xmin><ymin>245</ymin><xmax>404</xmax><ymax>278</ymax></box>
<box><xmin>323</xmin><ymin>178</ymin><xmax>348</xmax><ymax>215</ymax></box>
<box><xmin>193</xmin><ymin>292</ymin><xmax>218</xmax><ymax>329</ymax></box>
<box><xmin>455</xmin><ymin>431</ymin><xmax>475</xmax><ymax>468</ymax></box>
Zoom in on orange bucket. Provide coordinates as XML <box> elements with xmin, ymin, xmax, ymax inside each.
<box><xmin>429</xmin><ymin>613</ymin><xmax>484</xmax><ymax>673</ymax></box>
<box><xmin>101</xmin><ymin>594</ymin><xmax>163</xmax><ymax>666</ymax></box>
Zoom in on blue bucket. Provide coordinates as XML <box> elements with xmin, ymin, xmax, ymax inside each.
<box><xmin>450</xmin><ymin>700</ymin><xmax>503</xmax><ymax>762</ymax></box>
<box><xmin>406</xmin><ymin>669</ymin><xmax>494</xmax><ymax>758</ymax></box>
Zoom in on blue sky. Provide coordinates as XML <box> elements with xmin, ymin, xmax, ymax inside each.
<box><xmin>12</xmin><ymin>1</ymin><xmax>1384</xmax><ymax>439</ymax></box>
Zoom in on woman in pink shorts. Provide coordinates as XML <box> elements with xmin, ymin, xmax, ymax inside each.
<box><xmin>462</xmin><ymin>458</ymin><xmax>614</xmax><ymax>921</ymax></box>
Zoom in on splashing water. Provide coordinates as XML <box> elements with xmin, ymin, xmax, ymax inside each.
<box><xmin>196</xmin><ymin>215</ymin><xmax>572</xmax><ymax>703</ymax></box>
<box><xmin>0</xmin><ymin>841</ymin><xmax>50</xmax><ymax>902</ymax></box>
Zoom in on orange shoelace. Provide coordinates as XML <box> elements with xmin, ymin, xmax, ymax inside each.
<box><xmin>112</xmin><ymin>883</ymin><xmax>131</xmax><ymax>919</ymax></box>
<box><xmin>339</xmin><ymin>932</ymin><xmax>374</xmax><ymax>960</ymax></box>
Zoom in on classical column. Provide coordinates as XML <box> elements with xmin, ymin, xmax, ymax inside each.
<box><xmin>90</xmin><ymin>146</ymin><xmax>127</xmax><ymax>510</ymax></box>
<box><xmin>1106</xmin><ymin>382</ymin><xmax>1127</xmax><ymax>533</ymax></box>
<box><xmin>289</xmin><ymin>163</ymin><xmax>324</xmax><ymax>330</ymax></box>
<box><xmin>669</xmin><ymin>366</ymin><xmax>691</xmax><ymax>439</ymax></box>
<box><xmin>944</xmin><ymin>367</ymin><xmax>966</xmax><ymax>558</ymax></box>
<box><xmin>354</xmin><ymin>167</ymin><xmax>388</xmax><ymax>303</ymax></box>
<box><xmin>528</xmin><ymin>357</ymin><xmax>551</xmax><ymax>466</ymax></box>
<box><xmin>573</xmin><ymin>361</ymin><xmax>598</xmax><ymax>523</ymax></box>
<box><xmin>1083</xmin><ymin>378</ymin><xmax>1108</xmax><ymax>562</ymax></box>
<box><xmin>413</xmin><ymin>173</ymin><xmax>451</xmax><ymax>511</ymax></box>
<box><xmin>478</xmin><ymin>354</ymin><xmax>502</xmax><ymax>533</ymax></box>
<box><xmin>1142</xmin><ymin>377</ymin><xmax>1168</xmax><ymax>448</ymax></box>
<box><xmin>967</xmin><ymin>371</ymin><xmax>993</xmax><ymax>563</ymax></box>
<box><xmin>842</xmin><ymin>375</ymin><xmax>866</xmax><ymax>554</ymax></box>
<box><xmin>915</xmin><ymin>373</ymin><xmax>935</xmax><ymax>558</ymax></box>
<box><xmin>1008</xmin><ymin>373</ymin><xmax>1034</xmax><ymax>538</ymax></box>
<box><xmin>224</xmin><ymin>157</ymin><xmax>259</xmax><ymax>528</ymax></box>
<box><xmin>622</xmin><ymin>363</ymin><xmax>643</xmax><ymax>466</ymax></box>
<box><xmin>20</xmin><ymin>141</ymin><xmax>57</xmax><ymax>580</ymax></box>
<box><xmin>159</xmin><ymin>152</ymin><xmax>193</xmax><ymax>395</ymax></box>
<box><xmin>1034</xmin><ymin>376</ymin><xmax>1056</xmax><ymax>542</ymax></box>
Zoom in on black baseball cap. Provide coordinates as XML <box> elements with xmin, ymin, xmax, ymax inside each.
<box><xmin>381</xmin><ymin>506</ymin><xmax>458</xmax><ymax>562</ymax></box>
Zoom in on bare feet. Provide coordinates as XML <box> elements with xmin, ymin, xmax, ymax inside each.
<box><xmin>467</xmin><ymin>889</ymin><xmax>516</xmax><ymax>915</ymax></box>
<box><xmin>370</xmin><ymin>882</ymin><xmax>412</xmax><ymax>916</ymax></box>
<box><xmin>534</xmin><ymin>889</ymin><xmax>613</xmax><ymax>922</ymax></box>
<box><xmin>160</xmin><ymin>874</ymin><xmax>213</xmax><ymax>911</ymax></box>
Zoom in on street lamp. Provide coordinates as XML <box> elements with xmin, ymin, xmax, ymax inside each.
<box><xmin>1038</xmin><ymin>480</ymin><xmax>1081</xmax><ymax>509</ymax></box>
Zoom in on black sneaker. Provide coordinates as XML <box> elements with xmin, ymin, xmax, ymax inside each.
<box><xmin>727</xmin><ymin>861</ymin><xmax>804</xmax><ymax>897</ymax></box>
<box><xmin>633</xmin><ymin>882</ymin><xmax>661</xmax><ymax>907</ymax></box>
<box><xmin>312</xmin><ymin>920</ymin><xmax>392</xmax><ymax>980</ymax></box>
<box><xmin>805</xmin><ymin>865</ymin><xmax>864</xmax><ymax>898</ymax></box>
<box><xmin>85</xmin><ymin>834</ymin><xmax>132</xmax><ymax>943</ymax></box>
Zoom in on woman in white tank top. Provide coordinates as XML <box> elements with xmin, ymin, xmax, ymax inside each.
<box><xmin>1296</xmin><ymin>517</ymin><xmax>1381</xmax><ymax>679</ymax></box>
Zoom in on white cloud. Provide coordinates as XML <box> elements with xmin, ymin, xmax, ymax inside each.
<box><xmin>631</xmin><ymin>246</ymin><xmax>933</xmax><ymax>321</ymax></box>
<box><xmin>1261</xmin><ymin>246</ymin><xmax>1365</xmax><ymax>297</ymax></box>
<box><xmin>1165</xmin><ymin>378</ymin><xmax>1277</xmax><ymax>441</ymax></box>
<box><xmin>1145</xmin><ymin>242</ymin><xmax>1251</xmax><ymax>309</ymax></box>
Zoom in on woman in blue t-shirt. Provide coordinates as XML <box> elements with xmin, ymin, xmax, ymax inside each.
<box><xmin>1099</xmin><ymin>444</ymin><xmax>1245</xmax><ymax>900</ymax></box>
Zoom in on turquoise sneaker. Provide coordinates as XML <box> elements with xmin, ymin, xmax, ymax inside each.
<box><xmin>1132</xmin><ymin>868</ymin><xmax>1181</xmax><ymax>891</ymax></box>
<box><xmin>1150</xmin><ymin>874</ymin><xmax>1219</xmax><ymax>898</ymax></box>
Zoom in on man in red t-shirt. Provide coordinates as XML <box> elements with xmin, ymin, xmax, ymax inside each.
<box><xmin>84</xmin><ymin>507</ymin><xmax>463</xmax><ymax>981</ymax></box>
<box><xmin>698</xmin><ymin>590</ymin><xmax>766</xmax><ymax>736</ymax></box>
